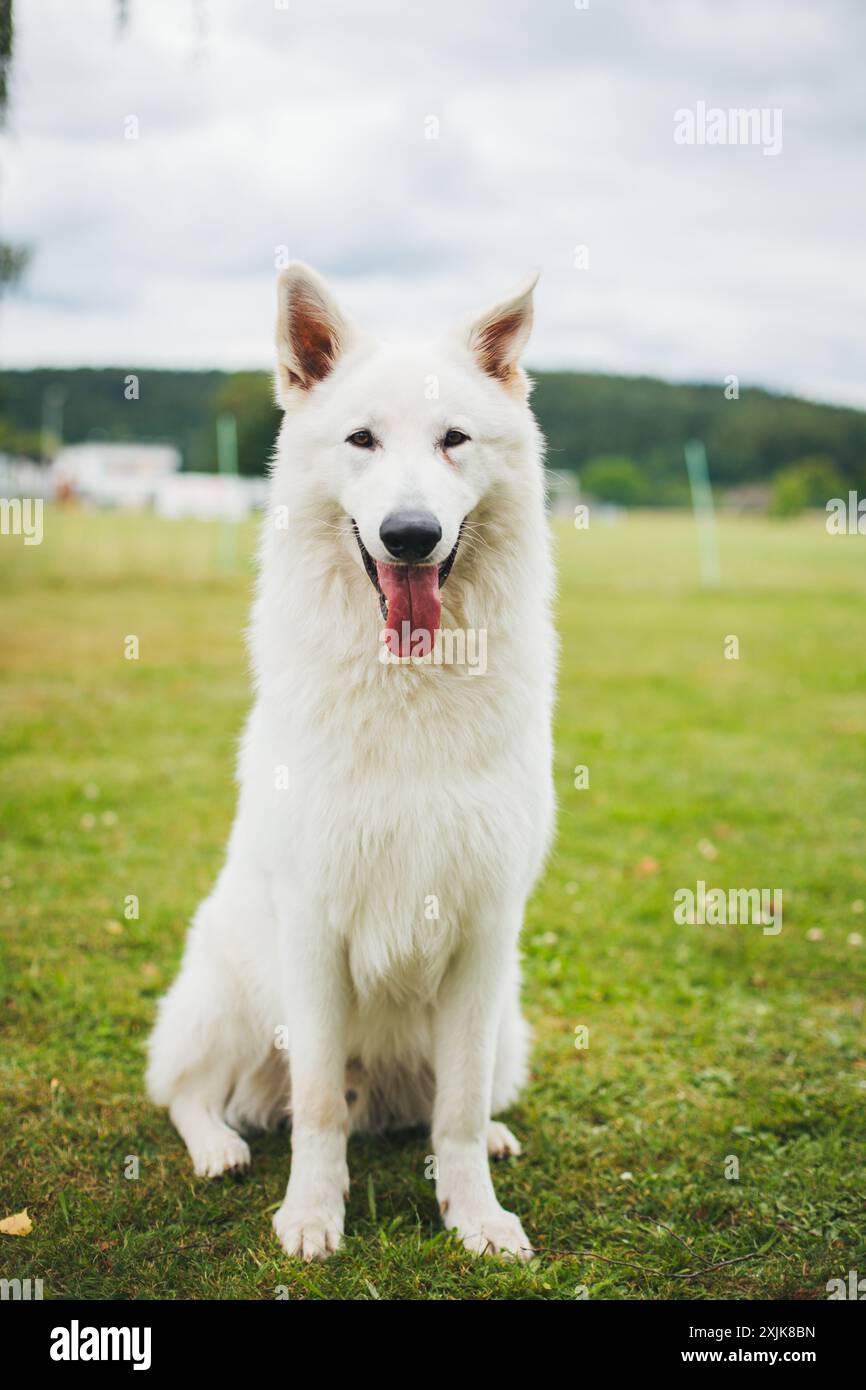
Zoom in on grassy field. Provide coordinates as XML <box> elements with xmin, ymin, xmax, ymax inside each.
<box><xmin>1</xmin><ymin>505</ymin><xmax>864</xmax><ymax>1301</ymax></box>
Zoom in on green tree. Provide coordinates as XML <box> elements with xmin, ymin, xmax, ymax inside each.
<box><xmin>770</xmin><ymin>456</ymin><xmax>845</xmax><ymax>517</ymax></box>
<box><xmin>581</xmin><ymin>455</ymin><xmax>646</xmax><ymax>506</ymax></box>
<box><xmin>212</xmin><ymin>373</ymin><xmax>280</xmax><ymax>475</ymax></box>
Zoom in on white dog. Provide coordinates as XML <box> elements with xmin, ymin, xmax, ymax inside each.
<box><xmin>146</xmin><ymin>263</ymin><xmax>556</xmax><ymax>1261</ymax></box>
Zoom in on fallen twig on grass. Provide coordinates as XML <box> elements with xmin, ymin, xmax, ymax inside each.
<box><xmin>632</xmin><ymin>1214</ymin><xmax>695</xmax><ymax>1258</ymax></box>
<box><xmin>534</xmin><ymin>1245</ymin><xmax>762</xmax><ymax>1280</ymax></box>
<box><xmin>535</xmin><ymin>1211</ymin><xmax>768</xmax><ymax>1284</ymax></box>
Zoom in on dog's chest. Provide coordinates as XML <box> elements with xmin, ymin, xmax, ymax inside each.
<box><xmin>318</xmin><ymin>758</ymin><xmax>519</xmax><ymax>1001</ymax></box>
<box><xmin>328</xmin><ymin>746</ymin><xmax>525</xmax><ymax>988</ymax></box>
<box><xmin>250</xmin><ymin>658</ymin><xmax>546</xmax><ymax>997</ymax></box>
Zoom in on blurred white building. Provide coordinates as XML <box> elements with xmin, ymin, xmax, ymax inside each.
<box><xmin>51</xmin><ymin>442</ymin><xmax>181</xmax><ymax>509</ymax></box>
<box><xmin>155</xmin><ymin>472</ymin><xmax>268</xmax><ymax>521</ymax></box>
<box><xmin>0</xmin><ymin>454</ymin><xmax>52</xmax><ymax>498</ymax></box>
<box><xmin>46</xmin><ymin>443</ymin><xmax>267</xmax><ymax>518</ymax></box>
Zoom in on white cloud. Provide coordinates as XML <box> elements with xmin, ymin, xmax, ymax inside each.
<box><xmin>1</xmin><ymin>0</ymin><xmax>864</xmax><ymax>406</ymax></box>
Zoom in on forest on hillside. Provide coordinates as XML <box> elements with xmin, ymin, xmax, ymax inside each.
<box><xmin>2</xmin><ymin>366</ymin><xmax>864</xmax><ymax>507</ymax></box>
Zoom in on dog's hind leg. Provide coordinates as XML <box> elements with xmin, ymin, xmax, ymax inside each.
<box><xmin>146</xmin><ymin>877</ymin><xmax>270</xmax><ymax>1177</ymax></box>
<box><xmin>147</xmin><ymin>942</ymin><xmax>253</xmax><ymax>1176</ymax></box>
<box><xmin>169</xmin><ymin>1087</ymin><xmax>251</xmax><ymax>1178</ymax></box>
<box><xmin>487</xmin><ymin>1119</ymin><xmax>522</xmax><ymax>1159</ymax></box>
<box><xmin>487</xmin><ymin>976</ymin><xmax>531</xmax><ymax>1160</ymax></box>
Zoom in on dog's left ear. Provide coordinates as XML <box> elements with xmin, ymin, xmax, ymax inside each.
<box><xmin>463</xmin><ymin>271</ymin><xmax>539</xmax><ymax>395</ymax></box>
<box><xmin>275</xmin><ymin>262</ymin><xmax>358</xmax><ymax>407</ymax></box>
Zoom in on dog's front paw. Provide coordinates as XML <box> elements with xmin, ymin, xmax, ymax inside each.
<box><xmin>447</xmin><ymin>1206</ymin><xmax>533</xmax><ymax>1262</ymax></box>
<box><xmin>273</xmin><ymin>1199</ymin><xmax>344</xmax><ymax>1262</ymax></box>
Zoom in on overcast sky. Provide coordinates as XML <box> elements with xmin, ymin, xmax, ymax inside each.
<box><xmin>2</xmin><ymin>0</ymin><xmax>864</xmax><ymax>405</ymax></box>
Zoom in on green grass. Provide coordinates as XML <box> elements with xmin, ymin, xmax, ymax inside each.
<box><xmin>1</xmin><ymin>506</ymin><xmax>864</xmax><ymax>1301</ymax></box>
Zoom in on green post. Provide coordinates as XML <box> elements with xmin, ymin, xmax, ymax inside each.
<box><xmin>216</xmin><ymin>412</ymin><xmax>239</xmax><ymax>573</ymax></box>
<box><xmin>41</xmin><ymin>385</ymin><xmax>65</xmax><ymax>464</ymax></box>
<box><xmin>684</xmin><ymin>438</ymin><xmax>720</xmax><ymax>587</ymax></box>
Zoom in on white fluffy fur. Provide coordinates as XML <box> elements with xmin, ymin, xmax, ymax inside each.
<box><xmin>146</xmin><ymin>264</ymin><xmax>556</xmax><ymax>1262</ymax></box>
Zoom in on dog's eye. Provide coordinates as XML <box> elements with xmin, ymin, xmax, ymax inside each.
<box><xmin>347</xmin><ymin>429</ymin><xmax>375</xmax><ymax>449</ymax></box>
<box><xmin>442</xmin><ymin>429</ymin><xmax>470</xmax><ymax>449</ymax></box>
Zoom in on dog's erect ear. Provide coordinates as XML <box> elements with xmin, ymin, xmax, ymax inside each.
<box><xmin>463</xmin><ymin>271</ymin><xmax>538</xmax><ymax>392</ymax></box>
<box><xmin>275</xmin><ymin>263</ymin><xmax>357</xmax><ymax>405</ymax></box>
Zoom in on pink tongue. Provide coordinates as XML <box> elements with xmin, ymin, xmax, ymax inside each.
<box><xmin>376</xmin><ymin>562</ymin><xmax>441</xmax><ymax>658</ymax></box>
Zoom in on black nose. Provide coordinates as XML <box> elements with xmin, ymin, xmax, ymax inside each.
<box><xmin>379</xmin><ymin>510</ymin><xmax>442</xmax><ymax>562</ymax></box>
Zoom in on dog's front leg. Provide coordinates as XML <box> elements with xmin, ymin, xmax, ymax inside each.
<box><xmin>433</xmin><ymin>931</ymin><xmax>533</xmax><ymax>1261</ymax></box>
<box><xmin>272</xmin><ymin>902</ymin><xmax>350</xmax><ymax>1262</ymax></box>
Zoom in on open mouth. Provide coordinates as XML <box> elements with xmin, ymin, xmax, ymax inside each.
<box><xmin>353</xmin><ymin>521</ymin><xmax>462</xmax><ymax>658</ymax></box>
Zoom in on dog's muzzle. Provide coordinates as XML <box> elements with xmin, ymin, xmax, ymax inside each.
<box><xmin>353</xmin><ymin>521</ymin><xmax>463</xmax><ymax>656</ymax></box>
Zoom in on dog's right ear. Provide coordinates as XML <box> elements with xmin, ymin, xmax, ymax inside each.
<box><xmin>275</xmin><ymin>263</ymin><xmax>357</xmax><ymax>407</ymax></box>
